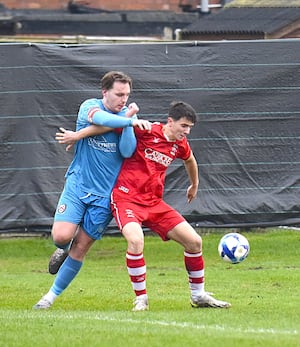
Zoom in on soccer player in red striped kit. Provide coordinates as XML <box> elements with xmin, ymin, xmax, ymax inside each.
<box><xmin>110</xmin><ymin>101</ymin><xmax>231</xmax><ymax>311</ymax></box>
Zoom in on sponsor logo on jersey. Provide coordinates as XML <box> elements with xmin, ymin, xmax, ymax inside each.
<box><xmin>144</xmin><ymin>148</ymin><xmax>173</xmax><ymax>167</ymax></box>
<box><xmin>57</xmin><ymin>204</ymin><xmax>66</xmax><ymax>214</ymax></box>
<box><xmin>118</xmin><ymin>185</ymin><xmax>129</xmax><ymax>193</ymax></box>
<box><xmin>88</xmin><ymin>137</ymin><xmax>117</xmax><ymax>152</ymax></box>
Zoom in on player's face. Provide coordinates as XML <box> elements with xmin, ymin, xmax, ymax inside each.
<box><xmin>168</xmin><ymin>117</ymin><xmax>194</xmax><ymax>141</ymax></box>
<box><xmin>102</xmin><ymin>81</ymin><xmax>131</xmax><ymax>113</ymax></box>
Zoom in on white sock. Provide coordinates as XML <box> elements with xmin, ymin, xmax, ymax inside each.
<box><xmin>43</xmin><ymin>290</ymin><xmax>58</xmax><ymax>304</ymax></box>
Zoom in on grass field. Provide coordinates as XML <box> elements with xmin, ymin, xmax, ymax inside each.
<box><xmin>0</xmin><ymin>228</ymin><xmax>299</xmax><ymax>347</ymax></box>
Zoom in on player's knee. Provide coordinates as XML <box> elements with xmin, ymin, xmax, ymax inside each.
<box><xmin>195</xmin><ymin>236</ymin><xmax>202</xmax><ymax>252</ymax></box>
<box><xmin>188</xmin><ymin>234</ymin><xmax>202</xmax><ymax>253</ymax></box>
<box><xmin>122</xmin><ymin>223</ymin><xmax>144</xmax><ymax>253</ymax></box>
<box><xmin>51</xmin><ymin>222</ymin><xmax>75</xmax><ymax>246</ymax></box>
<box><xmin>127</xmin><ymin>236</ymin><xmax>144</xmax><ymax>253</ymax></box>
<box><xmin>52</xmin><ymin>234</ymin><xmax>70</xmax><ymax>247</ymax></box>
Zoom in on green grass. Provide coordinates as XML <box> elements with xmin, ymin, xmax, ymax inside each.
<box><xmin>0</xmin><ymin>228</ymin><xmax>299</xmax><ymax>347</ymax></box>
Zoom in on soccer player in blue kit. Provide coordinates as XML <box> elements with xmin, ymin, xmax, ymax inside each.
<box><xmin>33</xmin><ymin>71</ymin><xmax>152</xmax><ymax>309</ymax></box>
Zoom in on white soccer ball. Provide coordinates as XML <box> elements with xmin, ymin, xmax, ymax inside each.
<box><xmin>218</xmin><ymin>232</ymin><xmax>250</xmax><ymax>264</ymax></box>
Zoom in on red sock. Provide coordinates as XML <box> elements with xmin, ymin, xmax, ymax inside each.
<box><xmin>184</xmin><ymin>251</ymin><xmax>205</xmax><ymax>296</ymax></box>
<box><xmin>126</xmin><ymin>252</ymin><xmax>147</xmax><ymax>296</ymax></box>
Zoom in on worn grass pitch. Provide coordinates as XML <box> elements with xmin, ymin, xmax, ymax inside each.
<box><xmin>0</xmin><ymin>228</ymin><xmax>299</xmax><ymax>346</ymax></box>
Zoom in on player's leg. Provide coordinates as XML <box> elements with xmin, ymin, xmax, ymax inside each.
<box><xmin>167</xmin><ymin>221</ymin><xmax>204</xmax><ymax>295</ymax></box>
<box><xmin>146</xmin><ymin>201</ymin><xmax>231</xmax><ymax>309</ymax></box>
<box><xmin>168</xmin><ymin>221</ymin><xmax>231</xmax><ymax>308</ymax></box>
<box><xmin>48</xmin><ymin>221</ymin><xmax>78</xmax><ymax>275</ymax></box>
<box><xmin>122</xmin><ymin>222</ymin><xmax>148</xmax><ymax>311</ymax></box>
<box><xmin>33</xmin><ymin>196</ymin><xmax>111</xmax><ymax>309</ymax></box>
<box><xmin>33</xmin><ymin>227</ymin><xmax>94</xmax><ymax>309</ymax></box>
<box><xmin>112</xmin><ymin>197</ymin><xmax>149</xmax><ymax>311</ymax></box>
<box><xmin>48</xmin><ymin>175</ymin><xmax>85</xmax><ymax>274</ymax></box>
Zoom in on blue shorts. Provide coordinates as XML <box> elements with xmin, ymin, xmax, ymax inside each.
<box><xmin>54</xmin><ymin>174</ymin><xmax>112</xmax><ymax>240</ymax></box>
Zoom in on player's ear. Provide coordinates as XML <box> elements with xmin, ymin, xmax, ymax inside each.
<box><xmin>102</xmin><ymin>89</ymin><xmax>108</xmax><ymax>97</ymax></box>
<box><xmin>167</xmin><ymin>116</ymin><xmax>174</xmax><ymax>125</ymax></box>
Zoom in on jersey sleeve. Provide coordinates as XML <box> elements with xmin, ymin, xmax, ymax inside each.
<box><xmin>78</xmin><ymin>99</ymin><xmax>134</xmax><ymax>128</ymax></box>
<box><xmin>177</xmin><ymin>138</ymin><xmax>192</xmax><ymax>160</ymax></box>
<box><xmin>119</xmin><ymin>126</ymin><xmax>137</xmax><ymax>158</ymax></box>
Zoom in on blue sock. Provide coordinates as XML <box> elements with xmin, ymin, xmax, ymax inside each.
<box><xmin>51</xmin><ymin>256</ymin><xmax>82</xmax><ymax>296</ymax></box>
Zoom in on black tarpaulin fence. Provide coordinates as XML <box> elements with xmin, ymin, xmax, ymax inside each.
<box><xmin>0</xmin><ymin>40</ymin><xmax>299</xmax><ymax>233</ymax></box>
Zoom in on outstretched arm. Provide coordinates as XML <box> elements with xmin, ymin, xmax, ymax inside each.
<box><xmin>183</xmin><ymin>152</ymin><xmax>199</xmax><ymax>203</ymax></box>
<box><xmin>87</xmin><ymin>102</ymin><xmax>152</xmax><ymax>131</ymax></box>
<box><xmin>55</xmin><ymin>125</ymin><xmax>110</xmax><ymax>151</ymax></box>
<box><xmin>55</xmin><ymin>118</ymin><xmax>151</xmax><ymax>153</ymax></box>
<box><xmin>56</xmin><ymin>103</ymin><xmax>152</xmax><ymax>152</ymax></box>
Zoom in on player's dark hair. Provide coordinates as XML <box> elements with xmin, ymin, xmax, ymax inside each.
<box><xmin>168</xmin><ymin>101</ymin><xmax>197</xmax><ymax>123</ymax></box>
<box><xmin>101</xmin><ymin>71</ymin><xmax>133</xmax><ymax>91</ymax></box>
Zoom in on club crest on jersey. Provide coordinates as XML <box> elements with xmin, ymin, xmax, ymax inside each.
<box><xmin>170</xmin><ymin>144</ymin><xmax>178</xmax><ymax>156</ymax></box>
<box><xmin>125</xmin><ymin>209</ymin><xmax>135</xmax><ymax>218</ymax></box>
<box><xmin>57</xmin><ymin>204</ymin><xmax>67</xmax><ymax>214</ymax></box>
<box><xmin>153</xmin><ymin>137</ymin><xmax>160</xmax><ymax>143</ymax></box>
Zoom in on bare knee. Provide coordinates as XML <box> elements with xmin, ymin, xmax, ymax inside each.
<box><xmin>128</xmin><ymin>237</ymin><xmax>144</xmax><ymax>254</ymax></box>
<box><xmin>168</xmin><ymin>222</ymin><xmax>203</xmax><ymax>253</ymax></box>
<box><xmin>188</xmin><ymin>235</ymin><xmax>202</xmax><ymax>253</ymax></box>
<box><xmin>51</xmin><ymin>222</ymin><xmax>77</xmax><ymax>246</ymax></box>
<box><xmin>122</xmin><ymin>223</ymin><xmax>144</xmax><ymax>254</ymax></box>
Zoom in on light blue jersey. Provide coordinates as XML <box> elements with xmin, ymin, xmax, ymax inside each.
<box><xmin>54</xmin><ymin>98</ymin><xmax>136</xmax><ymax>239</ymax></box>
<box><xmin>66</xmin><ymin>98</ymin><xmax>135</xmax><ymax>197</ymax></box>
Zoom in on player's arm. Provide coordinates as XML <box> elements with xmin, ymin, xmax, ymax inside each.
<box><xmin>55</xmin><ymin>125</ymin><xmax>110</xmax><ymax>151</ymax></box>
<box><xmin>183</xmin><ymin>151</ymin><xmax>199</xmax><ymax>203</ymax></box>
<box><xmin>117</xmin><ymin>102</ymin><xmax>138</xmax><ymax>157</ymax></box>
<box><xmin>56</xmin><ymin>119</ymin><xmax>151</xmax><ymax>153</ymax></box>
<box><xmin>87</xmin><ymin>103</ymin><xmax>136</xmax><ymax>128</ymax></box>
<box><xmin>119</xmin><ymin>113</ymin><xmax>153</xmax><ymax>157</ymax></box>
<box><xmin>56</xmin><ymin>103</ymin><xmax>152</xmax><ymax>152</ymax></box>
<box><xmin>56</xmin><ymin>124</ymin><xmax>137</xmax><ymax>156</ymax></box>
<box><xmin>88</xmin><ymin>102</ymin><xmax>152</xmax><ymax>130</ymax></box>
<box><xmin>56</xmin><ymin>125</ymin><xmax>110</xmax><ymax>143</ymax></box>
<box><xmin>118</xmin><ymin>119</ymin><xmax>137</xmax><ymax>158</ymax></box>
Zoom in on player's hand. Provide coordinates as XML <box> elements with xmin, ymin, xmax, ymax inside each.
<box><xmin>132</xmin><ymin>119</ymin><xmax>152</xmax><ymax>131</ymax></box>
<box><xmin>55</xmin><ymin>127</ymin><xmax>77</xmax><ymax>151</ymax></box>
<box><xmin>186</xmin><ymin>184</ymin><xmax>198</xmax><ymax>203</ymax></box>
<box><xmin>125</xmin><ymin>103</ymin><xmax>151</xmax><ymax>130</ymax></box>
<box><xmin>126</xmin><ymin>102</ymin><xmax>139</xmax><ymax>118</ymax></box>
